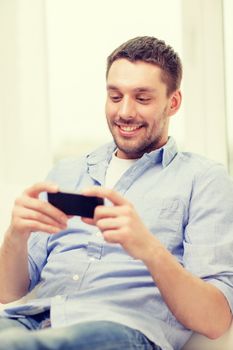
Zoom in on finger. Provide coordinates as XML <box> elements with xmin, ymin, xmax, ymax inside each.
<box><xmin>81</xmin><ymin>205</ymin><xmax>127</xmax><ymax>226</ymax></box>
<box><xmin>23</xmin><ymin>182</ymin><xmax>59</xmax><ymax>198</ymax></box>
<box><xmin>16</xmin><ymin>196</ymin><xmax>67</xmax><ymax>226</ymax></box>
<box><xmin>81</xmin><ymin>217</ymin><xmax>95</xmax><ymax>226</ymax></box>
<box><xmin>19</xmin><ymin>219</ymin><xmax>64</xmax><ymax>235</ymax></box>
<box><xmin>82</xmin><ymin>186</ymin><xmax>130</xmax><ymax>206</ymax></box>
<box><xmin>102</xmin><ymin>230</ymin><xmax>121</xmax><ymax>244</ymax></box>
<box><xmin>15</xmin><ymin>207</ymin><xmax>67</xmax><ymax>230</ymax></box>
<box><xmin>96</xmin><ymin>217</ymin><xmax>121</xmax><ymax>231</ymax></box>
<box><xmin>94</xmin><ymin>204</ymin><xmax>131</xmax><ymax>220</ymax></box>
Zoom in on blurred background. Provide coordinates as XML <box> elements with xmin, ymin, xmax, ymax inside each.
<box><xmin>0</xmin><ymin>0</ymin><xmax>232</xmax><ymax>237</ymax></box>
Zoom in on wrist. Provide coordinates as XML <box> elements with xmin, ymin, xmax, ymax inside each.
<box><xmin>141</xmin><ymin>237</ymin><xmax>167</xmax><ymax>267</ymax></box>
<box><xmin>3</xmin><ymin>226</ymin><xmax>29</xmax><ymax>250</ymax></box>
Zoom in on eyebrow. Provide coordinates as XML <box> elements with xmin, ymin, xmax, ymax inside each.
<box><xmin>106</xmin><ymin>85</ymin><xmax>156</xmax><ymax>93</ymax></box>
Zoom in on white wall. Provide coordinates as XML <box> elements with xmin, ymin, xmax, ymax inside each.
<box><xmin>223</xmin><ymin>0</ymin><xmax>233</xmax><ymax>175</ymax></box>
<box><xmin>182</xmin><ymin>0</ymin><xmax>227</xmax><ymax>165</ymax></box>
<box><xmin>0</xmin><ymin>0</ymin><xmax>52</xmax><ymax>237</ymax></box>
<box><xmin>0</xmin><ymin>0</ymin><xmax>52</xmax><ymax>186</ymax></box>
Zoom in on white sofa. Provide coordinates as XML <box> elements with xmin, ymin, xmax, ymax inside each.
<box><xmin>182</xmin><ymin>322</ymin><xmax>233</xmax><ymax>349</ymax></box>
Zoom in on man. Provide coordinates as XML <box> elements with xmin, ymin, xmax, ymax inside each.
<box><xmin>0</xmin><ymin>36</ymin><xmax>233</xmax><ymax>350</ymax></box>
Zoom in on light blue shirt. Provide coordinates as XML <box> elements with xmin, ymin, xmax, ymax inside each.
<box><xmin>3</xmin><ymin>137</ymin><xmax>233</xmax><ymax>350</ymax></box>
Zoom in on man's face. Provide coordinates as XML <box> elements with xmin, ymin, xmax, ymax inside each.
<box><xmin>105</xmin><ymin>59</ymin><xmax>180</xmax><ymax>159</ymax></box>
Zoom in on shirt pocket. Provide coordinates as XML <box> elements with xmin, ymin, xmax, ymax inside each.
<box><xmin>141</xmin><ymin>197</ymin><xmax>185</xmax><ymax>251</ymax></box>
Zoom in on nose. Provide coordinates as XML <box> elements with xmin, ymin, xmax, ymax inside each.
<box><xmin>118</xmin><ymin>96</ymin><xmax>136</xmax><ymax>119</ymax></box>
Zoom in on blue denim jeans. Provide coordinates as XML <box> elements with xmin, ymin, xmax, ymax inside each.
<box><xmin>0</xmin><ymin>312</ymin><xmax>161</xmax><ymax>350</ymax></box>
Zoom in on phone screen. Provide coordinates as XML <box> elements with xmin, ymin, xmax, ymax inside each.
<box><xmin>47</xmin><ymin>192</ymin><xmax>104</xmax><ymax>218</ymax></box>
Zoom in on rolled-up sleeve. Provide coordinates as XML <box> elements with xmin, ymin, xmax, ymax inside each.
<box><xmin>183</xmin><ymin>164</ymin><xmax>233</xmax><ymax>311</ymax></box>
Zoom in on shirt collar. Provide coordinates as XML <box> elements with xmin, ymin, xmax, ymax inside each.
<box><xmin>86</xmin><ymin>136</ymin><xmax>178</xmax><ymax>168</ymax></box>
<box><xmin>161</xmin><ymin>136</ymin><xmax>178</xmax><ymax>167</ymax></box>
<box><xmin>86</xmin><ymin>142</ymin><xmax>117</xmax><ymax>166</ymax></box>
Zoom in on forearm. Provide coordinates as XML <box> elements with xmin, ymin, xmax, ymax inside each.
<box><xmin>143</xmin><ymin>244</ymin><xmax>232</xmax><ymax>339</ymax></box>
<box><xmin>0</xmin><ymin>229</ymin><xmax>30</xmax><ymax>303</ymax></box>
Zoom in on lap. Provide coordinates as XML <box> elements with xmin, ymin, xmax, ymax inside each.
<box><xmin>0</xmin><ymin>318</ymin><xmax>159</xmax><ymax>350</ymax></box>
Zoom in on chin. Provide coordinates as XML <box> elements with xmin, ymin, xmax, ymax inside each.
<box><xmin>116</xmin><ymin>145</ymin><xmax>145</xmax><ymax>159</ymax></box>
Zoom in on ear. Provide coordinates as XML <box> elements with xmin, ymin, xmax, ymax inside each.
<box><xmin>167</xmin><ymin>90</ymin><xmax>182</xmax><ymax>116</ymax></box>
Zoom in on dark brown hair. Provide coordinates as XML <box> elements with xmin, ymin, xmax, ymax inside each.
<box><xmin>106</xmin><ymin>36</ymin><xmax>182</xmax><ymax>96</ymax></box>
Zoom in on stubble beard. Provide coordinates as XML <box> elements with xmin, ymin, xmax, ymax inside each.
<box><xmin>109</xmin><ymin>123</ymin><xmax>166</xmax><ymax>158</ymax></box>
<box><xmin>115</xmin><ymin>133</ymin><xmax>164</xmax><ymax>158</ymax></box>
<box><xmin>108</xmin><ymin>111</ymin><xmax>168</xmax><ymax>158</ymax></box>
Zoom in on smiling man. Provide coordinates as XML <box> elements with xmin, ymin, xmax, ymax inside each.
<box><xmin>106</xmin><ymin>59</ymin><xmax>180</xmax><ymax>159</ymax></box>
<box><xmin>0</xmin><ymin>36</ymin><xmax>233</xmax><ymax>350</ymax></box>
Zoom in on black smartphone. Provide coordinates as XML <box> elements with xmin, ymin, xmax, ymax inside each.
<box><xmin>47</xmin><ymin>191</ymin><xmax>104</xmax><ymax>218</ymax></box>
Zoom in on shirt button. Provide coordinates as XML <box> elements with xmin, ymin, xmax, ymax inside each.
<box><xmin>72</xmin><ymin>274</ymin><xmax>80</xmax><ymax>281</ymax></box>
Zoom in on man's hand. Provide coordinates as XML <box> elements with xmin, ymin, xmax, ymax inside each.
<box><xmin>0</xmin><ymin>181</ymin><xmax>68</xmax><ymax>303</ymax></box>
<box><xmin>82</xmin><ymin>186</ymin><xmax>161</xmax><ymax>261</ymax></box>
<box><xmin>7</xmin><ymin>182</ymin><xmax>68</xmax><ymax>242</ymax></box>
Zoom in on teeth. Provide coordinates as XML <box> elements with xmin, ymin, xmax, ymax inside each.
<box><xmin>120</xmin><ymin>126</ymin><xmax>140</xmax><ymax>132</ymax></box>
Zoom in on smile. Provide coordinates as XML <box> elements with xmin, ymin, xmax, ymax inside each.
<box><xmin>114</xmin><ymin>123</ymin><xmax>143</xmax><ymax>137</ymax></box>
<box><xmin>119</xmin><ymin>125</ymin><xmax>141</xmax><ymax>132</ymax></box>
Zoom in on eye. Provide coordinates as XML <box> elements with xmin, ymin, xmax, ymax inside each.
<box><xmin>109</xmin><ymin>95</ymin><xmax>122</xmax><ymax>103</ymax></box>
<box><xmin>136</xmin><ymin>96</ymin><xmax>151</xmax><ymax>104</ymax></box>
